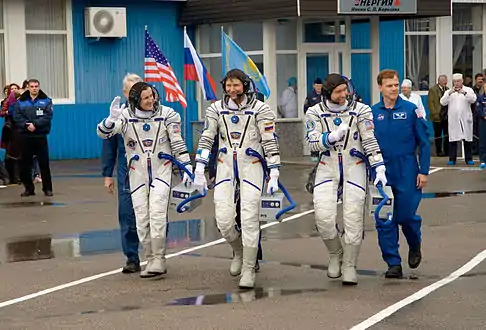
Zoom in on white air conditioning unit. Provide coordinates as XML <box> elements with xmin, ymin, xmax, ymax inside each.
<box><xmin>85</xmin><ymin>7</ymin><xmax>127</xmax><ymax>38</ymax></box>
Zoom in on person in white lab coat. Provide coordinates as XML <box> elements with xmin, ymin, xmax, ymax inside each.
<box><xmin>440</xmin><ymin>73</ymin><xmax>477</xmax><ymax>165</ymax></box>
<box><xmin>279</xmin><ymin>77</ymin><xmax>298</xmax><ymax>118</ymax></box>
<box><xmin>399</xmin><ymin>79</ymin><xmax>426</xmax><ymax>119</ymax></box>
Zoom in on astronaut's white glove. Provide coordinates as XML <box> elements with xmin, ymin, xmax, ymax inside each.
<box><xmin>193</xmin><ymin>162</ymin><xmax>207</xmax><ymax>194</ymax></box>
<box><xmin>106</xmin><ymin>96</ymin><xmax>126</xmax><ymax>125</ymax></box>
<box><xmin>182</xmin><ymin>164</ymin><xmax>193</xmax><ymax>186</ymax></box>
<box><xmin>374</xmin><ymin>165</ymin><xmax>387</xmax><ymax>187</ymax></box>
<box><xmin>267</xmin><ymin>168</ymin><xmax>280</xmax><ymax>195</ymax></box>
<box><xmin>327</xmin><ymin>123</ymin><xmax>349</xmax><ymax>144</ymax></box>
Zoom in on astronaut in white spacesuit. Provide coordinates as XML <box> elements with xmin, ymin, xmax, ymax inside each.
<box><xmin>305</xmin><ymin>74</ymin><xmax>387</xmax><ymax>285</ymax></box>
<box><xmin>97</xmin><ymin>81</ymin><xmax>192</xmax><ymax>278</ymax></box>
<box><xmin>193</xmin><ymin>69</ymin><xmax>281</xmax><ymax>289</ymax></box>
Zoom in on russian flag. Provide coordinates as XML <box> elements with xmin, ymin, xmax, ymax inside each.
<box><xmin>184</xmin><ymin>29</ymin><xmax>218</xmax><ymax>101</ymax></box>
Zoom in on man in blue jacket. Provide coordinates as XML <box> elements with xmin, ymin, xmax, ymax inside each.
<box><xmin>371</xmin><ymin>70</ymin><xmax>430</xmax><ymax>279</ymax></box>
<box><xmin>101</xmin><ymin>73</ymin><xmax>142</xmax><ymax>273</ymax></box>
<box><xmin>12</xmin><ymin>79</ymin><xmax>53</xmax><ymax>197</ymax></box>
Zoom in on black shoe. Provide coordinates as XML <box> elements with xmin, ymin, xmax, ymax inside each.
<box><xmin>21</xmin><ymin>190</ymin><xmax>35</xmax><ymax>197</ymax></box>
<box><xmin>385</xmin><ymin>265</ymin><xmax>403</xmax><ymax>279</ymax></box>
<box><xmin>122</xmin><ymin>262</ymin><xmax>141</xmax><ymax>274</ymax></box>
<box><xmin>408</xmin><ymin>245</ymin><xmax>422</xmax><ymax>269</ymax></box>
<box><xmin>44</xmin><ymin>190</ymin><xmax>53</xmax><ymax>197</ymax></box>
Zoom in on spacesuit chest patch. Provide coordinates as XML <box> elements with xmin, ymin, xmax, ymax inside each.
<box><xmin>392</xmin><ymin>112</ymin><xmax>407</xmax><ymax>120</ymax></box>
<box><xmin>159</xmin><ymin>136</ymin><xmax>167</xmax><ymax>144</ymax></box>
<box><xmin>230</xmin><ymin>132</ymin><xmax>241</xmax><ymax>140</ymax></box>
<box><xmin>142</xmin><ymin>139</ymin><xmax>153</xmax><ymax>147</ymax></box>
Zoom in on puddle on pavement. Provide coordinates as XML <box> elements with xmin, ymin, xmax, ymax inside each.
<box><xmin>167</xmin><ymin>287</ymin><xmax>327</xmax><ymax>306</ymax></box>
<box><xmin>0</xmin><ymin>201</ymin><xmax>67</xmax><ymax>208</ymax></box>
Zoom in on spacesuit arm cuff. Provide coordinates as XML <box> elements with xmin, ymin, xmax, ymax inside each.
<box><xmin>370</xmin><ymin>161</ymin><xmax>384</xmax><ymax>168</ymax></box>
<box><xmin>195</xmin><ymin>148</ymin><xmax>210</xmax><ymax>165</ymax></box>
<box><xmin>321</xmin><ymin>133</ymin><xmax>332</xmax><ymax>149</ymax></box>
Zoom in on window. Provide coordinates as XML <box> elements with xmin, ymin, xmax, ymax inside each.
<box><xmin>0</xmin><ymin>0</ymin><xmax>5</xmax><ymax>91</ymax></box>
<box><xmin>304</xmin><ymin>19</ymin><xmax>346</xmax><ymax>43</ymax></box>
<box><xmin>232</xmin><ymin>21</ymin><xmax>263</xmax><ymax>51</ymax></box>
<box><xmin>276</xmin><ymin>54</ymin><xmax>297</xmax><ymax>118</ymax></box>
<box><xmin>25</xmin><ymin>0</ymin><xmax>69</xmax><ymax>99</ymax></box>
<box><xmin>405</xmin><ymin>19</ymin><xmax>437</xmax><ymax>91</ymax></box>
<box><xmin>277</xmin><ymin>19</ymin><xmax>297</xmax><ymax>50</ymax></box>
<box><xmin>198</xmin><ymin>24</ymin><xmax>230</xmax><ymax>54</ymax></box>
<box><xmin>452</xmin><ymin>4</ymin><xmax>483</xmax><ymax>85</ymax></box>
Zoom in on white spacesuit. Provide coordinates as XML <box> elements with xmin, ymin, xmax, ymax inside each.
<box><xmin>97</xmin><ymin>82</ymin><xmax>191</xmax><ymax>278</ymax></box>
<box><xmin>193</xmin><ymin>69</ymin><xmax>280</xmax><ymax>289</ymax></box>
<box><xmin>305</xmin><ymin>74</ymin><xmax>386</xmax><ymax>285</ymax></box>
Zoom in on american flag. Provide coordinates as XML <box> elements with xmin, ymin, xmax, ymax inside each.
<box><xmin>144</xmin><ymin>30</ymin><xmax>187</xmax><ymax>108</ymax></box>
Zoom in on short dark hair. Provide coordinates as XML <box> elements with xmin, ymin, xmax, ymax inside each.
<box><xmin>475</xmin><ymin>73</ymin><xmax>483</xmax><ymax>80</ymax></box>
<box><xmin>21</xmin><ymin>80</ymin><xmax>29</xmax><ymax>89</ymax></box>
<box><xmin>27</xmin><ymin>79</ymin><xmax>40</xmax><ymax>85</ymax></box>
<box><xmin>377</xmin><ymin>69</ymin><xmax>399</xmax><ymax>86</ymax></box>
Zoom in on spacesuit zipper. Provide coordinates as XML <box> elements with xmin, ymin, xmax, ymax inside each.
<box><xmin>233</xmin><ymin>150</ymin><xmax>240</xmax><ymax>203</ymax></box>
<box><xmin>147</xmin><ymin>157</ymin><xmax>153</xmax><ymax>189</ymax></box>
<box><xmin>338</xmin><ymin>152</ymin><xmax>344</xmax><ymax>202</ymax></box>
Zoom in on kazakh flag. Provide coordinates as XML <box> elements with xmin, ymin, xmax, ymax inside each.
<box><xmin>221</xmin><ymin>30</ymin><xmax>271</xmax><ymax>98</ymax></box>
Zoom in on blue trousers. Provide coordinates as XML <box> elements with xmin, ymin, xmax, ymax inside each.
<box><xmin>118</xmin><ymin>189</ymin><xmax>140</xmax><ymax>264</ymax></box>
<box><xmin>376</xmin><ymin>159</ymin><xmax>422</xmax><ymax>267</ymax></box>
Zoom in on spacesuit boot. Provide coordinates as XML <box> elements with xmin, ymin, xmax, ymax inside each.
<box><xmin>229</xmin><ymin>236</ymin><xmax>244</xmax><ymax>276</ymax></box>
<box><xmin>323</xmin><ymin>237</ymin><xmax>343</xmax><ymax>278</ymax></box>
<box><xmin>140</xmin><ymin>240</ymin><xmax>155</xmax><ymax>278</ymax></box>
<box><xmin>147</xmin><ymin>237</ymin><xmax>167</xmax><ymax>275</ymax></box>
<box><xmin>341</xmin><ymin>243</ymin><xmax>361</xmax><ymax>285</ymax></box>
<box><xmin>239</xmin><ymin>247</ymin><xmax>258</xmax><ymax>289</ymax></box>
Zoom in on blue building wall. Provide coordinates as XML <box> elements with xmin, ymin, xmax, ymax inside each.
<box><xmin>47</xmin><ymin>0</ymin><xmax>196</xmax><ymax>160</ymax></box>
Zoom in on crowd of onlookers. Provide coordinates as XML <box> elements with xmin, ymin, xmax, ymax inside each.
<box><xmin>0</xmin><ymin>80</ymin><xmax>53</xmax><ymax>195</ymax></box>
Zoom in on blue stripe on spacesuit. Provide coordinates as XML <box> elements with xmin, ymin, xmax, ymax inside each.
<box><xmin>243</xmin><ymin>179</ymin><xmax>261</xmax><ymax>191</ymax></box>
<box><xmin>128</xmin><ymin>119</ymin><xmax>139</xmax><ymax>123</ymax></box>
<box><xmin>320</xmin><ymin>114</ymin><xmax>331</xmax><ymax>117</ymax></box>
<box><xmin>346</xmin><ymin>180</ymin><xmax>365</xmax><ymax>192</ymax></box>
<box><xmin>338</xmin><ymin>153</ymin><xmax>344</xmax><ymax>200</ymax></box>
<box><xmin>154</xmin><ymin>117</ymin><xmax>165</xmax><ymax>122</ymax></box>
<box><xmin>155</xmin><ymin>178</ymin><xmax>170</xmax><ymax>187</ymax></box>
<box><xmin>214</xmin><ymin>178</ymin><xmax>231</xmax><ymax>188</ymax></box>
<box><xmin>130</xmin><ymin>184</ymin><xmax>145</xmax><ymax>195</ymax></box>
<box><xmin>321</xmin><ymin>132</ymin><xmax>331</xmax><ymax>149</ymax></box>
<box><xmin>147</xmin><ymin>158</ymin><xmax>153</xmax><ymax>188</ymax></box>
<box><xmin>314</xmin><ymin>179</ymin><xmax>332</xmax><ymax>188</ymax></box>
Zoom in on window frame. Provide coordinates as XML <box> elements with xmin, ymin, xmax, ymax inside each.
<box><xmin>2</xmin><ymin>0</ymin><xmax>75</xmax><ymax>104</ymax></box>
<box><xmin>404</xmin><ymin>19</ymin><xmax>437</xmax><ymax>95</ymax></box>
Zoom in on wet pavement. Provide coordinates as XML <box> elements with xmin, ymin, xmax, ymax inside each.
<box><xmin>0</xmin><ymin>158</ymin><xmax>485</xmax><ymax>329</ymax></box>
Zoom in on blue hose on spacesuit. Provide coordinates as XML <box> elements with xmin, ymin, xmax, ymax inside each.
<box><xmin>245</xmin><ymin>148</ymin><xmax>297</xmax><ymax>221</ymax></box>
<box><xmin>157</xmin><ymin>152</ymin><xmax>207</xmax><ymax>213</ymax></box>
<box><xmin>349</xmin><ymin>148</ymin><xmax>392</xmax><ymax>225</ymax></box>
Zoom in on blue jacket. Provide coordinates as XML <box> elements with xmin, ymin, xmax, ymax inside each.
<box><xmin>101</xmin><ymin>134</ymin><xmax>129</xmax><ymax>189</ymax></box>
<box><xmin>371</xmin><ymin>97</ymin><xmax>430</xmax><ymax>177</ymax></box>
<box><xmin>476</xmin><ymin>93</ymin><xmax>486</xmax><ymax>119</ymax></box>
<box><xmin>12</xmin><ymin>90</ymin><xmax>53</xmax><ymax>136</ymax></box>
<box><xmin>304</xmin><ymin>90</ymin><xmax>323</xmax><ymax>113</ymax></box>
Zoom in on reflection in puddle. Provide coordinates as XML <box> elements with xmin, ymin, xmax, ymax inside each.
<box><xmin>167</xmin><ymin>287</ymin><xmax>327</xmax><ymax>306</ymax></box>
<box><xmin>0</xmin><ymin>201</ymin><xmax>66</xmax><ymax>208</ymax></box>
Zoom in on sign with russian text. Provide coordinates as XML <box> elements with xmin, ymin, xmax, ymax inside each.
<box><xmin>338</xmin><ymin>0</ymin><xmax>417</xmax><ymax>14</ymax></box>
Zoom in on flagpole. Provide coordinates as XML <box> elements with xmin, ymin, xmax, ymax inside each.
<box><xmin>183</xmin><ymin>26</ymin><xmax>187</xmax><ymax>140</ymax></box>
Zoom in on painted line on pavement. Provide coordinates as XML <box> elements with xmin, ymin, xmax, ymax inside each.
<box><xmin>0</xmin><ymin>168</ymin><xmax>444</xmax><ymax>309</ymax></box>
<box><xmin>350</xmin><ymin>249</ymin><xmax>486</xmax><ymax>330</ymax></box>
<box><xmin>0</xmin><ymin>209</ymin><xmax>315</xmax><ymax>309</ymax></box>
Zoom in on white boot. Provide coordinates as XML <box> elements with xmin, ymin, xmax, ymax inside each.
<box><xmin>141</xmin><ymin>238</ymin><xmax>166</xmax><ymax>278</ymax></box>
<box><xmin>239</xmin><ymin>247</ymin><xmax>258</xmax><ymax>289</ymax></box>
<box><xmin>229</xmin><ymin>237</ymin><xmax>244</xmax><ymax>276</ymax></box>
<box><xmin>140</xmin><ymin>239</ymin><xmax>155</xmax><ymax>278</ymax></box>
<box><xmin>323</xmin><ymin>237</ymin><xmax>343</xmax><ymax>278</ymax></box>
<box><xmin>342</xmin><ymin>243</ymin><xmax>361</xmax><ymax>285</ymax></box>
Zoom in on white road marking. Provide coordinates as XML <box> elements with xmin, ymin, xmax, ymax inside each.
<box><xmin>0</xmin><ymin>168</ymin><xmax>445</xmax><ymax>309</ymax></box>
<box><xmin>350</xmin><ymin>249</ymin><xmax>486</xmax><ymax>330</ymax></box>
<box><xmin>0</xmin><ymin>209</ymin><xmax>315</xmax><ymax>309</ymax></box>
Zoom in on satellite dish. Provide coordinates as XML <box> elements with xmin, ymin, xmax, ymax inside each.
<box><xmin>93</xmin><ymin>10</ymin><xmax>115</xmax><ymax>34</ymax></box>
